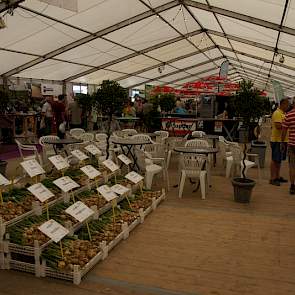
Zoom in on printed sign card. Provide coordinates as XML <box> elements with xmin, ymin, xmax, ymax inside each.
<box><xmin>28</xmin><ymin>183</ymin><xmax>54</xmax><ymax>203</ymax></box>
<box><xmin>38</xmin><ymin>219</ymin><xmax>69</xmax><ymax>243</ymax></box>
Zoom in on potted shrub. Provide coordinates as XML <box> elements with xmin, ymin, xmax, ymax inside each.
<box><xmin>93</xmin><ymin>80</ymin><xmax>128</xmax><ymax>158</ymax></box>
<box><xmin>158</xmin><ymin>93</ymin><xmax>176</xmax><ymax>115</ymax></box>
<box><xmin>75</xmin><ymin>93</ymin><xmax>94</xmax><ymax>129</ymax></box>
<box><xmin>230</xmin><ymin>80</ymin><xmax>269</xmax><ymax>203</ymax></box>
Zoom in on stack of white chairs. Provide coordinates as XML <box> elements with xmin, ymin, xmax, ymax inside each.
<box><xmin>226</xmin><ymin>143</ymin><xmax>260</xmax><ymax>181</ymax></box>
<box><xmin>192</xmin><ymin>131</ymin><xmax>206</xmax><ymax>138</ymax></box>
<box><xmin>121</xmin><ymin>129</ymin><xmax>138</xmax><ymax>136</ymax></box>
<box><xmin>154</xmin><ymin>130</ymin><xmax>169</xmax><ymax>144</ymax></box>
<box><xmin>178</xmin><ymin>154</ymin><xmax>207</xmax><ymax>199</ymax></box>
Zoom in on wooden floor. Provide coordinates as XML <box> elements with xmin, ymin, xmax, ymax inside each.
<box><xmin>1</xmin><ymin>125</ymin><xmax>295</xmax><ymax>295</ymax></box>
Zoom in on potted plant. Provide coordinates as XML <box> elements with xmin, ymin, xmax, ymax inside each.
<box><xmin>75</xmin><ymin>93</ymin><xmax>94</xmax><ymax>130</ymax></box>
<box><xmin>143</xmin><ymin>95</ymin><xmax>162</xmax><ymax>132</ymax></box>
<box><xmin>93</xmin><ymin>80</ymin><xmax>128</xmax><ymax>158</ymax></box>
<box><xmin>230</xmin><ymin>80</ymin><xmax>269</xmax><ymax>202</ymax></box>
<box><xmin>158</xmin><ymin>93</ymin><xmax>176</xmax><ymax>115</ymax></box>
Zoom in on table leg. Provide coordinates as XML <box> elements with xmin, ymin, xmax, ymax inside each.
<box><xmin>213</xmin><ymin>139</ymin><xmax>217</xmax><ymax>167</ymax></box>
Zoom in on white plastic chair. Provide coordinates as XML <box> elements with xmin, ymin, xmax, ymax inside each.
<box><xmin>69</xmin><ymin>128</ymin><xmax>85</xmax><ymax>139</ymax></box>
<box><xmin>154</xmin><ymin>130</ymin><xmax>169</xmax><ymax>144</ymax></box>
<box><xmin>185</xmin><ymin>139</ymin><xmax>209</xmax><ymax>148</ymax></box>
<box><xmin>131</xmin><ymin>134</ymin><xmax>153</xmax><ymax>143</ymax></box>
<box><xmin>218</xmin><ymin>140</ymin><xmax>232</xmax><ymax>167</ymax></box>
<box><xmin>39</xmin><ymin>135</ymin><xmax>59</xmax><ymax>163</ymax></box>
<box><xmin>135</xmin><ymin>147</ymin><xmax>166</xmax><ymax>190</ymax></box>
<box><xmin>166</xmin><ymin>137</ymin><xmax>186</xmax><ymax>169</ymax></box>
<box><xmin>226</xmin><ymin>144</ymin><xmax>260</xmax><ymax>181</ymax></box>
<box><xmin>121</xmin><ymin>129</ymin><xmax>138</xmax><ymax>136</ymax></box>
<box><xmin>144</xmin><ymin>142</ymin><xmax>170</xmax><ymax>190</ymax></box>
<box><xmin>178</xmin><ymin>154</ymin><xmax>207</xmax><ymax>199</ymax></box>
<box><xmin>15</xmin><ymin>139</ymin><xmax>43</xmax><ymax>165</ymax></box>
<box><xmin>192</xmin><ymin>131</ymin><xmax>206</xmax><ymax>138</ymax></box>
<box><xmin>79</xmin><ymin>132</ymin><xmax>94</xmax><ymax>142</ymax></box>
<box><xmin>95</xmin><ymin>133</ymin><xmax>108</xmax><ymax>142</ymax></box>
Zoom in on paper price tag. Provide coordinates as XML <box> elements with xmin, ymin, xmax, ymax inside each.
<box><xmin>111</xmin><ymin>184</ymin><xmax>130</xmax><ymax>196</ymax></box>
<box><xmin>0</xmin><ymin>173</ymin><xmax>9</xmax><ymax>186</ymax></box>
<box><xmin>20</xmin><ymin>159</ymin><xmax>45</xmax><ymax>178</ymax></box>
<box><xmin>102</xmin><ymin>159</ymin><xmax>119</xmax><ymax>172</ymax></box>
<box><xmin>49</xmin><ymin>155</ymin><xmax>69</xmax><ymax>171</ymax></box>
<box><xmin>117</xmin><ymin>154</ymin><xmax>132</xmax><ymax>165</ymax></box>
<box><xmin>53</xmin><ymin>176</ymin><xmax>80</xmax><ymax>193</ymax></box>
<box><xmin>97</xmin><ymin>185</ymin><xmax>118</xmax><ymax>202</ymax></box>
<box><xmin>80</xmin><ymin>165</ymin><xmax>101</xmax><ymax>179</ymax></box>
<box><xmin>125</xmin><ymin>171</ymin><xmax>144</xmax><ymax>184</ymax></box>
<box><xmin>65</xmin><ymin>201</ymin><xmax>94</xmax><ymax>222</ymax></box>
<box><xmin>85</xmin><ymin>144</ymin><xmax>102</xmax><ymax>156</ymax></box>
<box><xmin>38</xmin><ymin>219</ymin><xmax>69</xmax><ymax>243</ymax></box>
<box><xmin>71</xmin><ymin>150</ymin><xmax>89</xmax><ymax>161</ymax></box>
<box><xmin>28</xmin><ymin>183</ymin><xmax>54</xmax><ymax>203</ymax></box>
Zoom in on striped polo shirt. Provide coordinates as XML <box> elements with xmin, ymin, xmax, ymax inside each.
<box><xmin>282</xmin><ymin>109</ymin><xmax>295</xmax><ymax>146</ymax></box>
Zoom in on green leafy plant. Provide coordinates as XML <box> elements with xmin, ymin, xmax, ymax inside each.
<box><xmin>158</xmin><ymin>93</ymin><xmax>176</xmax><ymax>113</ymax></box>
<box><xmin>93</xmin><ymin>80</ymin><xmax>128</xmax><ymax>157</ymax></box>
<box><xmin>231</xmin><ymin>80</ymin><xmax>269</xmax><ymax>178</ymax></box>
<box><xmin>0</xmin><ymin>89</ymin><xmax>11</xmax><ymax>113</ymax></box>
<box><xmin>75</xmin><ymin>93</ymin><xmax>94</xmax><ymax>129</ymax></box>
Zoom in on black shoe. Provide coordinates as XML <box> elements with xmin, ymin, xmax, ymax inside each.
<box><xmin>278</xmin><ymin>177</ymin><xmax>288</xmax><ymax>183</ymax></box>
<box><xmin>270</xmin><ymin>179</ymin><xmax>281</xmax><ymax>186</ymax></box>
<box><xmin>290</xmin><ymin>185</ymin><xmax>295</xmax><ymax>195</ymax></box>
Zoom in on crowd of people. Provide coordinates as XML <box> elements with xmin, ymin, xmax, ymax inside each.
<box><xmin>270</xmin><ymin>97</ymin><xmax>295</xmax><ymax>194</ymax></box>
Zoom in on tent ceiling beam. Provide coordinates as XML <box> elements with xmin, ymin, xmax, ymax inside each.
<box><xmin>127</xmin><ymin>56</ymin><xmax>222</xmax><ymax>88</ymax></box>
<box><xmin>2</xmin><ymin>0</ymin><xmax>179</xmax><ymax>77</ymax></box>
<box><xmin>161</xmin><ymin>66</ymin><xmax>220</xmax><ymax>86</ymax></box>
<box><xmin>184</xmin><ymin>0</ymin><xmax>295</xmax><ymax>36</ymax></box>
<box><xmin>220</xmin><ymin>46</ymin><xmax>295</xmax><ymax>73</ymax></box>
<box><xmin>208</xmin><ymin>30</ymin><xmax>295</xmax><ymax>59</ymax></box>
<box><xmin>0</xmin><ymin>0</ymin><xmax>24</xmax><ymax>13</ymax></box>
<box><xmin>227</xmin><ymin>57</ymin><xmax>295</xmax><ymax>81</ymax></box>
<box><xmin>138</xmin><ymin>0</ymin><xmax>219</xmax><ymax>68</ymax></box>
<box><xmin>114</xmin><ymin>44</ymin><xmax>216</xmax><ymax>83</ymax></box>
<box><xmin>64</xmin><ymin>29</ymin><xmax>206</xmax><ymax>82</ymax></box>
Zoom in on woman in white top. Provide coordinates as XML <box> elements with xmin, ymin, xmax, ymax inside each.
<box><xmin>41</xmin><ymin>96</ymin><xmax>53</xmax><ymax>135</ymax></box>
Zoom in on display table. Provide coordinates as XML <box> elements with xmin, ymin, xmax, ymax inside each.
<box><xmin>44</xmin><ymin>138</ymin><xmax>83</xmax><ymax>154</ymax></box>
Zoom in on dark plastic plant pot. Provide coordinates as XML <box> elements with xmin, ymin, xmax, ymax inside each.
<box><xmin>232</xmin><ymin>177</ymin><xmax>256</xmax><ymax>203</ymax></box>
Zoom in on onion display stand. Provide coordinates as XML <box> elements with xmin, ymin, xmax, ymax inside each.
<box><xmin>232</xmin><ymin>178</ymin><xmax>256</xmax><ymax>203</ymax></box>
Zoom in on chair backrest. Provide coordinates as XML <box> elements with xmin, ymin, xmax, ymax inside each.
<box><xmin>95</xmin><ymin>133</ymin><xmax>108</xmax><ymax>142</ymax></box>
<box><xmin>39</xmin><ymin>135</ymin><xmax>59</xmax><ymax>146</ymax></box>
<box><xmin>192</xmin><ymin>131</ymin><xmax>206</xmax><ymax>138</ymax></box>
<box><xmin>144</xmin><ymin>142</ymin><xmax>166</xmax><ymax>158</ymax></box>
<box><xmin>218</xmin><ymin>140</ymin><xmax>228</xmax><ymax>158</ymax></box>
<box><xmin>15</xmin><ymin>139</ymin><xmax>42</xmax><ymax>164</ymax></box>
<box><xmin>131</xmin><ymin>134</ymin><xmax>152</xmax><ymax>143</ymax></box>
<box><xmin>70</xmin><ymin>128</ymin><xmax>85</xmax><ymax>139</ymax></box>
<box><xmin>181</xmin><ymin>154</ymin><xmax>207</xmax><ymax>172</ymax></box>
<box><xmin>229</xmin><ymin>144</ymin><xmax>242</xmax><ymax>163</ymax></box>
<box><xmin>154</xmin><ymin>130</ymin><xmax>169</xmax><ymax>143</ymax></box>
<box><xmin>134</xmin><ymin>147</ymin><xmax>153</xmax><ymax>172</ymax></box>
<box><xmin>80</xmin><ymin>132</ymin><xmax>94</xmax><ymax>142</ymax></box>
<box><xmin>121</xmin><ymin>129</ymin><xmax>138</xmax><ymax>136</ymax></box>
<box><xmin>185</xmin><ymin>139</ymin><xmax>209</xmax><ymax>148</ymax></box>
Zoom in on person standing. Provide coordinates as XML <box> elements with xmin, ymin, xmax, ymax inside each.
<box><xmin>270</xmin><ymin>98</ymin><xmax>289</xmax><ymax>186</ymax></box>
<box><xmin>68</xmin><ymin>97</ymin><xmax>82</xmax><ymax>129</ymax></box>
<box><xmin>282</xmin><ymin>100</ymin><xmax>295</xmax><ymax>194</ymax></box>
<box><xmin>41</xmin><ymin>96</ymin><xmax>53</xmax><ymax>135</ymax></box>
<box><xmin>52</xmin><ymin>94</ymin><xmax>66</xmax><ymax>140</ymax></box>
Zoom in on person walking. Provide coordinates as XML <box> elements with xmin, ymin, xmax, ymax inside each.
<box><xmin>41</xmin><ymin>96</ymin><xmax>53</xmax><ymax>135</ymax></box>
<box><xmin>270</xmin><ymin>98</ymin><xmax>289</xmax><ymax>186</ymax></box>
<box><xmin>282</xmin><ymin>100</ymin><xmax>295</xmax><ymax>194</ymax></box>
<box><xmin>52</xmin><ymin>94</ymin><xmax>66</xmax><ymax>141</ymax></box>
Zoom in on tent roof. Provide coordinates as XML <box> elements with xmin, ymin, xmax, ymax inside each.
<box><xmin>1</xmin><ymin>0</ymin><xmax>295</xmax><ymax>95</ymax></box>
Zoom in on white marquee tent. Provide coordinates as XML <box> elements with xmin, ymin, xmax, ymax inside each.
<box><xmin>1</xmin><ymin>0</ymin><xmax>295</xmax><ymax>97</ymax></box>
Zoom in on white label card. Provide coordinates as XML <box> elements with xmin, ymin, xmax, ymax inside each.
<box><xmin>125</xmin><ymin>171</ymin><xmax>144</xmax><ymax>184</ymax></box>
<box><xmin>0</xmin><ymin>174</ymin><xmax>9</xmax><ymax>186</ymax></box>
<box><xmin>53</xmin><ymin>176</ymin><xmax>80</xmax><ymax>193</ymax></box>
<box><xmin>117</xmin><ymin>154</ymin><xmax>132</xmax><ymax>165</ymax></box>
<box><xmin>97</xmin><ymin>185</ymin><xmax>118</xmax><ymax>202</ymax></box>
<box><xmin>71</xmin><ymin>150</ymin><xmax>89</xmax><ymax>161</ymax></box>
<box><xmin>20</xmin><ymin>159</ymin><xmax>45</xmax><ymax>178</ymax></box>
<box><xmin>85</xmin><ymin>144</ymin><xmax>102</xmax><ymax>156</ymax></box>
<box><xmin>48</xmin><ymin>155</ymin><xmax>69</xmax><ymax>171</ymax></box>
<box><xmin>111</xmin><ymin>184</ymin><xmax>130</xmax><ymax>196</ymax></box>
<box><xmin>38</xmin><ymin>219</ymin><xmax>69</xmax><ymax>243</ymax></box>
<box><xmin>28</xmin><ymin>183</ymin><xmax>54</xmax><ymax>203</ymax></box>
<box><xmin>80</xmin><ymin>165</ymin><xmax>101</xmax><ymax>179</ymax></box>
<box><xmin>65</xmin><ymin>201</ymin><xmax>94</xmax><ymax>222</ymax></box>
<box><xmin>102</xmin><ymin>159</ymin><xmax>119</xmax><ymax>172</ymax></box>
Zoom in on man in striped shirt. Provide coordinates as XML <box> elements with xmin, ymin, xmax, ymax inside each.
<box><xmin>282</xmin><ymin>102</ymin><xmax>295</xmax><ymax>194</ymax></box>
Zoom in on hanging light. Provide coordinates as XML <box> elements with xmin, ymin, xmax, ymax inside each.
<box><xmin>279</xmin><ymin>54</ymin><xmax>285</xmax><ymax>64</ymax></box>
<box><xmin>0</xmin><ymin>16</ymin><xmax>6</xmax><ymax>29</ymax></box>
